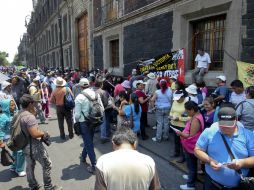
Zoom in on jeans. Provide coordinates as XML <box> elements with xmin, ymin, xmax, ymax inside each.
<box><xmin>192</xmin><ymin>67</ymin><xmax>206</xmax><ymax>83</ymax></box>
<box><xmin>140</xmin><ymin>112</ymin><xmax>148</xmax><ymax>138</ymax></box>
<box><xmin>56</xmin><ymin>105</ymin><xmax>74</xmax><ymax>138</ymax></box>
<box><xmin>24</xmin><ymin>140</ymin><xmax>53</xmax><ymax>190</ymax></box>
<box><xmin>172</xmin><ymin>125</ymin><xmax>184</xmax><ymax>156</ymax></box>
<box><xmin>100</xmin><ymin>109</ymin><xmax>112</xmax><ymax>139</ymax></box>
<box><xmin>80</xmin><ymin>122</ymin><xmax>96</xmax><ymax>166</ymax></box>
<box><xmin>185</xmin><ymin>152</ymin><xmax>197</xmax><ymax>187</ymax></box>
<box><xmin>155</xmin><ymin>108</ymin><xmax>170</xmax><ymax>140</ymax></box>
<box><xmin>204</xmin><ymin>173</ymin><xmax>240</xmax><ymax>190</ymax></box>
<box><xmin>34</xmin><ymin>102</ymin><xmax>46</xmax><ymax>123</ymax></box>
<box><xmin>11</xmin><ymin>150</ymin><xmax>25</xmax><ymax>172</ymax></box>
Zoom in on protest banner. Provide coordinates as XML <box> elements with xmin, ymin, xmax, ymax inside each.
<box><xmin>237</xmin><ymin>61</ymin><xmax>254</xmax><ymax>87</ymax></box>
<box><xmin>140</xmin><ymin>49</ymin><xmax>185</xmax><ymax>82</ymax></box>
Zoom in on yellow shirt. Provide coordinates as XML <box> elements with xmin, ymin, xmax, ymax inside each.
<box><xmin>169</xmin><ymin>99</ymin><xmax>189</xmax><ymax>128</ymax></box>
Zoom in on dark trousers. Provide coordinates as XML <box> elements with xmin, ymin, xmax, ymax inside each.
<box><xmin>172</xmin><ymin>125</ymin><xmax>184</xmax><ymax>156</ymax></box>
<box><xmin>185</xmin><ymin>152</ymin><xmax>197</xmax><ymax>187</ymax></box>
<box><xmin>56</xmin><ymin>105</ymin><xmax>73</xmax><ymax>138</ymax></box>
<box><xmin>140</xmin><ymin>112</ymin><xmax>147</xmax><ymax>137</ymax></box>
<box><xmin>204</xmin><ymin>173</ymin><xmax>240</xmax><ymax>190</ymax></box>
<box><xmin>80</xmin><ymin>122</ymin><xmax>96</xmax><ymax>166</ymax></box>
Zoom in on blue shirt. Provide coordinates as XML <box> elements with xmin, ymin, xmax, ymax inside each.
<box><xmin>124</xmin><ymin>104</ymin><xmax>141</xmax><ymax>133</ymax></box>
<box><xmin>214</xmin><ymin>85</ymin><xmax>230</xmax><ymax>102</ymax></box>
<box><xmin>196</xmin><ymin>122</ymin><xmax>254</xmax><ymax>187</ymax></box>
<box><xmin>155</xmin><ymin>88</ymin><xmax>172</xmax><ymax>109</ymax></box>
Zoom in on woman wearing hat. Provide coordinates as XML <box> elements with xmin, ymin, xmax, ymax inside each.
<box><xmin>169</xmin><ymin>90</ymin><xmax>189</xmax><ymax>163</ymax></box>
<box><xmin>185</xmin><ymin>84</ymin><xmax>199</xmax><ymax>104</ymax></box>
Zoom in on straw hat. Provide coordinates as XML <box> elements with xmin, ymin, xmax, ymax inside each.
<box><xmin>54</xmin><ymin>77</ymin><xmax>66</xmax><ymax>87</ymax></box>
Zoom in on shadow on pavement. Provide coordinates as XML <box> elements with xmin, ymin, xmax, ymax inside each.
<box><xmin>9</xmin><ymin>186</ymin><xmax>29</xmax><ymax>190</ymax></box>
<box><xmin>61</xmin><ymin>164</ymin><xmax>91</xmax><ymax>181</ymax></box>
<box><xmin>0</xmin><ymin>169</ymin><xmax>18</xmax><ymax>182</ymax></box>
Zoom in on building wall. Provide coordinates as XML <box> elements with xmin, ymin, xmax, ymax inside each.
<box><xmin>241</xmin><ymin>0</ymin><xmax>254</xmax><ymax>63</ymax></box>
<box><xmin>123</xmin><ymin>12</ymin><xmax>173</xmax><ymax>76</ymax></box>
<box><xmin>124</xmin><ymin>0</ymin><xmax>158</xmax><ymax>14</ymax></box>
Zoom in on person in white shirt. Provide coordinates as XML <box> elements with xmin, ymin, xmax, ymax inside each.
<box><xmin>192</xmin><ymin>48</ymin><xmax>211</xmax><ymax>83</ymax></box>
<box><xmin>95</xmin><ymin>127</ymin><xmax>161</xmax><ymax>190</ymax></box>
<box><xmin>229</xmin><ymin>79</ymin><xmax>246</xmax><ymax>106</ymax></box>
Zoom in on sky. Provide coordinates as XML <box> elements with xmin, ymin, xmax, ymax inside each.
<box><xmin>0</xmin><ymin>0</ymin><xmax>33</xmax><ymax>62</ymax></box>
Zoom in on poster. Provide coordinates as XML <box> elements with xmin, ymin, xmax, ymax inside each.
<box><xmin>237</xmin><ymin>61</ymin><xmax>254</xmax><ymax>87</ymax></box>
<box><xmin>140</xmin><ymin>49</ymin><xmax>185</xmax><ymax>82</ymax></box>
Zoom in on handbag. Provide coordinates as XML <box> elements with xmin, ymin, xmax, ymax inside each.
<box><xmin>220</xmin><ymin>134</ymin><xmax>254</xmax><ymax>190</ymax></box>
<box><xmin>121</xmin><ymin>105</ymin><xmax>134</xmax><ymax>129</ymax></box>
<box><xmin>1</xmin><ymin>147</ymin><xmax>15</xmax><ymax>166</ymax></box>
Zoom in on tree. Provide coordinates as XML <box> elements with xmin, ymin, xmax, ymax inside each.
<box><xmin>0</xmin><ymin>51</ymin><xmax>9</xmax><ymax>66</ymax></box>
<box><xmin>12</xmin><ymin>54</ymin><xmax>22</xmax><ymax>66</ymax></box>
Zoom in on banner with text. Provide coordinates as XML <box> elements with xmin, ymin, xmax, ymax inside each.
<box><xmin>140</xmin><ymin>49</ymin><xmax>185</xmax><ymax>82</ymax></box>
<box><xmin>237</xmin><ymin>61</ymin><xmax>254</xmax><ymax>87</ymax></box>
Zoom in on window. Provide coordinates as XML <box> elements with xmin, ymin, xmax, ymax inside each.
<box><xmin>110</xmin><ymin>39</ymin><xmax>119</xmax><ymax>67</ymax></box>
<box><xmin>63</xmin><ymin>15</ymin><xmax>68</xmax><ymax>41</ymax></box>
<box><xmin>192</xmin><ymin>15</ymin><xmax>226</xmax><ymax>70</ymax></box>
<box><xmin>104</xmin><ymin>0</ymin><xmax>118</xmax><ymax>22</ymax></box>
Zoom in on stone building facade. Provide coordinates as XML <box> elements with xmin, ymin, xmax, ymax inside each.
<box><xmin>23</xmin><ymin>0</ymin><xmax>254</xmax><ymax>86</ymax></box>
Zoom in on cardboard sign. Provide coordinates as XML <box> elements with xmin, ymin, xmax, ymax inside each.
<box><xmin>140</xmin><ymin>49</ymin><xmax>185</xmax><ymax>82</ymax></box>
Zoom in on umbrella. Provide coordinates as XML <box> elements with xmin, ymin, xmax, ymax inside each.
<box><xmin>0</xmin><ymin>73</ymin><xmax>10</xmax><ymax>81</ymax></box>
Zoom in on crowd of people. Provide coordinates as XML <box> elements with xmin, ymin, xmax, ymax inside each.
<box><xmin>0</xmin><ymin>66</ymin><xmax>254</xmax><ymax>190</ymax></box>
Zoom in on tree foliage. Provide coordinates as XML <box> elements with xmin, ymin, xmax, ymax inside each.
<box><xmin>12</xmin><ymin>54</ymin><xmax>23</xmax><ymax>66</ymax></box>
<box><xmin>0</xmin><ymin>51</ymin><xmax>9</xmax><ymax>66</ymax></box>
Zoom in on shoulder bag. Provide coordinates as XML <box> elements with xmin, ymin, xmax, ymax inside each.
<box><xmin>220</xmin><ymin>133</ymin><xmax>254</xmax><ymax>190</ymax></box>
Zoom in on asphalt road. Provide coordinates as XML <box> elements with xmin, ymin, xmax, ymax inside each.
<box><xmin>0</xmin><ymin>110</ymin><xmax>202</xmax><ymax>190</ymax></box>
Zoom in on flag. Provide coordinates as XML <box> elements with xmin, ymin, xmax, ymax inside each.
<box><xmin>237</xmin><ymin>61</ymin><xmax>254</xmax><ymax>87</ymax></box>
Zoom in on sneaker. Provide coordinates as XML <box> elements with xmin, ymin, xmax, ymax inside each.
<box><xmin>180</xmin><ymin>184</ymin><xmax>195</xmax><ymax>190</ymax></box>
<box><xmin>182</xmin><ymin>174</ymin><xmax>189</xmax><ymax>180</ymax></box>
<box><xmin>87</xmin><ymin>166</ymin><xmax>95</xmax><ymax>174</ymax></box>
<box><xmin>69</xmin><ymin>134</ymin><xmax>74</xmax><ymax>139</ymax></box>
<box><xmin>152</xmin><ymin>126</ymin><xmax>157</xmax><ymax>130</ymax></box>
<box><xmin>152</xmin><ymin>137</ymin><xmax>161</xmax><ymax>142</ymax></box>
<box><xmin>16</xmin><ymin>171</ymin><xmax>26</xmax><ymax>177</ymax></box>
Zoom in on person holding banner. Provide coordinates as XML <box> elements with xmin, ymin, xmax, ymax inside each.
<box><xmin>192</xmin><ymin>48</ymin><xmax>211</xmax><ymax>83</ymax></box>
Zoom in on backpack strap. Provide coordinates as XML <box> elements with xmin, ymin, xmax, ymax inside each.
<box><xmin>82</xmin><ymin>91</ymin><xmax>98</xmax><ymax>101</ymax></box>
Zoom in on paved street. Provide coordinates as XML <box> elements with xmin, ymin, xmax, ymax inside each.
<box><xmin>0</xmin><ymin>108</ymin><xmax>203</xmax><ymax>190</ymax></box>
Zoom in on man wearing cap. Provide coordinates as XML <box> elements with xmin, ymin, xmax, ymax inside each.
<box><xmin>0</xmin><ymin>81</ymin><xmax>13</xmax><ymax>100</ymax></box>
<box><xmin>212</xmin><ymin>75</ymin><xmax>230</xmax><ymax>105</ymax></box>
<box><xmin>192</xmin><ymin>48</ymin><xmax>211</xmax><ymax>83</ymax></box>
<box><xmin>74</xmin><ymin>78</ymin><xmax>104</xmax><ymax>173</ymax></box>
<box><xmin>135</xmin><ymin>80</ymin><xmax>150</xmax><ymax>140</ymax></box>
<box><xmin>19</xmin><ymin>94</ymin><xmax>62</xmax><ymax>190</ymax></box>
<box><xmin>51</xmin><ymin>77</ymin><xmax>74</xmax><ymax>140</ymax></box>
<box><xmin>195</xmin><ymin>106</ymin><xmax>254</xmax><ymax>190</ymax></box>
<box><xmin>145</xmin><ymin>73</ymin><xmax>158</xmax><ymax>96</ymax></box>
<box><xmin>28</xmin><ymin>76</ymin><xmax>46</xmax><ymax>124</ymax></box>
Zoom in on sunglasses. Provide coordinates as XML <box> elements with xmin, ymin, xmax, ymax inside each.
<box><xmin>219</xmin><ymin>120</ymin><xmax>236</xmax><ymax>128</ymax></box>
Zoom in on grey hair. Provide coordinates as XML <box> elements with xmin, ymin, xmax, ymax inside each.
<box><xmin>112</xmin><ymin>127</ymin><xmax>137</xmax><ymax>146</ymax></box>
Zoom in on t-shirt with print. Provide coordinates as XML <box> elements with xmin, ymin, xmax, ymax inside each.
<box><xmin>135</xmin><ymin>90</ymin><xmax>148</xmax><ymax>112</ymax></box>
<box><xmin>20</xmin><ymin>111</ymin><xmax>40</xmax><ymax>143</ymax></box>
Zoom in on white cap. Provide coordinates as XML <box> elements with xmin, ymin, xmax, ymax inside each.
<box><xmin>135</xmin><ymin>80</ymin><xmax>146</xmax><ymax>88</ymax></box>
<box><xmin>79</xmin><ymin>78</ymin><xmax>90</xmax><ymax>87</ymax></box>
<box><xmin>173</xmin><ymin>91</ymin><xmax>184</xmax><ymax>101</ymax></box>
<box><xmin>216</xmin><ymin>75</ymin><xmax>226</xmax><ymax>82</ymax></box>
<box><xmin>185</xmin><ymin>84</ymin><xmax>198</xmax><ymax>95</ymax></box>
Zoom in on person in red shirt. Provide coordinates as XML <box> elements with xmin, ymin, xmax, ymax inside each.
<box><xmin>135</xmin><ymin>80</ymin><xmax>151</xmax><ymax>140</ymax></box>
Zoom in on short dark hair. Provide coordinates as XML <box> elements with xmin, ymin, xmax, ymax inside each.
<box><xmin>230</xmin><ymin>80</ymin><xmax>243</xmax><ymax>88</ymax></box>
<box><xmin>119</xmin><ymin>91</ymin><xmax>128</xmax><ymax>100</ymax></box>
<box><xmin>20</xmin><ymin>94</ymin><xmax>34</xmax><ymax>108</ymax></box>
<box><xmin>112</xmin><ymin>128</ymin><xmax>137</xmax><ymax>146</ymax></box>
<box><xmin>185</xmin><ymin>101</ymin><xmax>199</xmax><ymax>112</ymax></box>
<box><xmin>246</xmin><ymin>86</ymin><xmax>254</xmax><ymax>98</ymax></box>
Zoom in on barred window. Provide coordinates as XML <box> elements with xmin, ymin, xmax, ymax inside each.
<box><xmin>192</xmin><ymin>15</ymin><xmax>226</xmax><ymax>70</ymax></box>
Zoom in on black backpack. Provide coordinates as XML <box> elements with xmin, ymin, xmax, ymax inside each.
<box><xmin>82</xmin><ymin>91</ymin><xmax>104</xmax><ymax>127</ymax></box>
<box><xmin>7</xmin><ymin>112</ymin><xmax>29</xmax><ymax>151</ymax></box>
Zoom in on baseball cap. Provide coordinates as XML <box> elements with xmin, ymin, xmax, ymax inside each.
<box><xmin>216</xmin><ymin>75</ymin><xmax>226</xmax><ymax>82</ymax></box>
<box><xmin>218</xmin><ymin>107</ymin><xmax>237</xmax><ymax>127</ymax></box>
<box><xmin>79</xmin><ymin>78</ymin><xmax>90</xmax><ymax>87</ymax></box>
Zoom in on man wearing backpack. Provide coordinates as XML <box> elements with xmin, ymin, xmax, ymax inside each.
<box><xmin>51</xmin><ymin>77</ymin><xmax>74</xmax><ymax>140</ymax></box>
<box><xmin>74</xmin><ymin>78</ymin><xmax>104</xmax><ymax>174</ymax></box>
<box><xmin>19</xmin><ymin>94</ymin><xmax>62</xmax><ymax>190</ymax></box>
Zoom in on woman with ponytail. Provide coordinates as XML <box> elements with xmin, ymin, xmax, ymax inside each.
<box><xmin>151</xmin><ymin>79</ymin><xmax>173</xmax><ymax>142</ymax></box>
<box><xmin>122</xmin><ymin>93</ymin><xmax>142</xmax><ymax>133</ymax></box>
